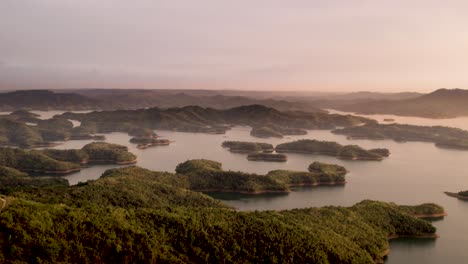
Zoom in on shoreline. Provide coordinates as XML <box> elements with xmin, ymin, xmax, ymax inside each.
<box><xmin>412</xmin><ymin>212</ymin><xmax>448</xmax><ymax>218</ymax></box>
<box><xmin>198</xmin><ymin>189</ymin><xmax>290</xmax><ymax>195</ymax></box>
<box><xmin>288</xmin><ymin>181</ymin><xmax>346</xmax><ymax>187</ymax></box>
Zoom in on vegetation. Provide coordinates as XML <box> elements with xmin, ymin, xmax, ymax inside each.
<box><xmin>250</xmin><ymin>126</ymin><xmax>284</xmax><ymax>138</ymax></box>
<box><xmin>222</xmin><ymin>141</ymin><xmax>274</xmax><ymax>153</ymax></box>
<box><xmin>247</xmin><ymin>153</ymin><xmax>288</xmax><ymax>162</ymax></box>
<box><xmin>175</xmin><ymin>159</ymin><xmax>288</xmax><ymax>194</ymax></box>
<box><xmin>129</xmin><ymin>137</ymin><xmax>170</xmax><ymax>149</ymax></box>
<box><xmin>81</xmin><ymin>142</ymin><xmax>137</xmax><ymax>164</ymax></box>
<box><xmin>369</xmin><ymin>148</ymin><xmax>390</xmax><ymax>157</ymax></box>
<box><xmin>333</xmin><ymin>122</ymin><xmax>468</xmax><ymax>150</ymax></box>
<box><xmin>0</xmin><ymin>142</ymin><xmax>137</xmax><ymax>178</ymax></box>
<box><xmin>0</xmin><ymin>148</ymin><xmax>81</xmax><ymax>174</ymax></box>
<box><xmin>276</xmin><ymin>139</ymin><xmax>389</xmax><ymax>160</ymax></box>
<box><xmin>398</xmin><ymin>203</ymin><xmax>445</xmax><ymax>217</ymax></box>
<box><xmin>0</xmin><ymin>164</ymin><xmax>440</xmax><ymax>264</ymax></box>
<box><xmin>267</xmin><ymin>168</ymin><xmax>345</xmax><ymax>186</ymax></box>
<box><xmin>337</xmin><ymin>145</ymin><xmax>383</xmax><ymax>160</ymax></box>
<box><xmin>59</xmin><ymin>105</ymin><xmax>369</xmax><ymax>135</ymax></box>
<box><xmin>308</xmin><ymin>161</ymin><xmax>347</xmax><ymax>177</ymax></box>
<box><xmin>0</xmin><ymin>166</ymin><xmax>68</xmax><ymax>194</ymax></box>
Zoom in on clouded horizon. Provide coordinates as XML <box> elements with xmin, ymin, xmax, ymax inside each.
<box><xmin>1</xmin><ymin>0</ymin><xmax>468</xmax><ymax>92</ymax></box>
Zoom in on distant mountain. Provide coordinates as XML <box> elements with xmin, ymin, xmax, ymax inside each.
<box><xmin>65</xmin><ymin>89</ymin><xmax>326</xmax><ymax>113</ymax></box>
<box><xmin>332</xmin><ymin>89</ymin><xmax>468</xmax><ymax>118</ymax></box>
<box><xmin>303</xmin><ymin>91</ymin><xmax>422</xmax><ymax>110</ymax></box>
<box><xmin>0</xmin><ymin>89</ymin><xmax>327</xmax><ymax>113</ymax></box>
<box><xmin>0</xmin><ymin>90</ymin><xmax>99</xmax><ymax>111</ymax></box>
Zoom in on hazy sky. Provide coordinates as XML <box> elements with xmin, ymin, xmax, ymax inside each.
<box><xmin>1</xmin><ymin>0</ymin><xmax>468</xmax><ymax>92</ymax></box>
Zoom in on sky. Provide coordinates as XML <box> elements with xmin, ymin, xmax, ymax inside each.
<box><xmin>1</xmin><ymin>0</ymin><xmax>468</xmax><ymax>92</ymax></box>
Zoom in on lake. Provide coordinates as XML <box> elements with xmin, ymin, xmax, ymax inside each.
<box><xmin>36</xmin><ymin>111</ymin><xmax>468</xmax><ymax>263</ymax></box>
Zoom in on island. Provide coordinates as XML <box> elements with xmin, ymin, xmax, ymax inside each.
<box><xmin>250</xmin><ymin>125</ymin><xmax>308</xmax><ymax>138</ymax></box>
<box><xmin>308</xmin><ymin>161</ymin><xmax>347</xmax><ymax>176</ymax></box>
<box><xmin>444</xmin><ymin>190</ymin><xmax>468</xmax><ymax>200</ymax></box>
<box><xmin>0</xmin><ymin>163</ymin><xmax>441</xmax><ymax>264</ymax></box>
<box><xmin>267</xmin><ymin>162</ymin><xmax>346</xmax><ymax>187</ymax></box>
<box><xmin>247</xmin><ymin>152</ymin><xmax>288</xmax><ymax>162</ymax></box>
<box><xmin>275</xmin><ymin>139</ymin><xmax>389</xmax><ymax>161</ymax></box>
<box><xmin>397</xmin><ymin>203</ymin><xmax>447</xmax><ymax>219</ymax></box>
<box><xmin>0</xmin><ymin>142</ymin><xmax>137</xmax><ymax>176</ymax></box>
<box><xmin>174</xmin><ymin>159</ymin><xmax>289</xmax><ymax>194</ymax></box>
<box><xmin>250</xmin><ymin>126</ymin><xmax>284</xmax><ymax>138</ymax></box>
<box><xmin>0</xmin><ymin>114</ymin><xmax>108</xmax><ymax>148</ymax></box>
<box><xmin>222</xmin><ymin>141</ymin><xmax>274</xmax><ymax>153</ymax></box>
<box><xmin>332</xmin><ymin>122</ymin><xmax>468</xmax><ymax>150</ymax></box>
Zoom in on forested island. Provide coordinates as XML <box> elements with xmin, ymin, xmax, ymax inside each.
<box><xmin>173</xmin><ymin>159</ymin><xmax>349</xmax><ymax>193</ymax></box>
<box><xmin>0</xmin><ymin>162</ymin><xmax>443</xmax><ymax>263</ymax></box>
<box><xmin>444</xmin><ymin>191</ymin><xmax>468</xmax><ymax>200</ymax></box>
<box><xmin>333</xmin><ymin>123</ymin><xmax>468</xmax><ymax>150</ymax></box>
<box><xmin>247</xmin><ymin>153</ymin><xmax>288</xmax><ymax>162</ymax></box>
<box><xmin>59</xmin><ymin>105</ymin><xmax>369</xmax><ymax>137</ymax></box>
<box><xmin>276</xmin><ymin>139</ymin><xmax>389</xmax><ymax>160</ymax></box>
<box><xmin>0</xmin><ymin>115</ymin><xmax>105</xmax><ymax>148</ymax></box>
<box><xmin>250</xmin><ymin>125</ymin><xmax>307</xmax><ymax>138</ymax></box>
<box><xmin>267</xmin><ymin>161</ymin><xmax>346</xmax><ymax>186</ymax></box>
<box><xmin>0</xmin><ymin>142</ymin><xmax>136</xmax><ymax>176</ymax></box>
<box><xmin>222</xmin><ymin>141</ymin><xmax>274</xmax><ymax>153</ymax></box>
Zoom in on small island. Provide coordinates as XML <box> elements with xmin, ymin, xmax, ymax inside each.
<box><xmin>250</xmin><ymin>125</ymin><xmax>308</xmax><ymax>139</ymax></box>
<box><xmin>250</xmin><ymin>126</ymin><xmax>284</xmax><ymax>138</ymax></box>
<box><xmin>247</xmin><ymin>153</ymin><xmax>287</xmax><ymax>162</ymax></box>
<box><xmin>222</xmin><ymin>141</ymin><xmax>274</xmax><ymax>153</ymax></box>
<box><xmin>267</xmin><ymin>162</ymin><xmax>346</xmax><ymax>187</ymax></box>
<box><xmin>0</xmin><ymin>142</ymin><xmax>138</xmax><ymax>176</ymax></box>
<box><xmin>444</xmin><ymin>190</ymin><xmax>468</xmax><ymax>200</ymax></box>
<box><xmin>172</xmin><ymin>159</ymin><xmax>348</xmax><ymax>194</ymax></box>
<box><xmin>308</xmin><ymin>161</ymin><xmax>347</xmax><ymax>176</ymax></box>
<box><xmin>275</xmin><ymin>139</ymin><xmax>389</xmax><ymax>161</ymax></box>
<box><xmin>398</xmin><ymin>203</ymin><xmax>447</xmax><ymax>219</ymax></box>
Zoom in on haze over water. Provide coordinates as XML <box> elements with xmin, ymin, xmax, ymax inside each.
<box><xmin>41</xmin><ymin>110</ymin><xmax>468</xmax><ymax>264</ymax></box>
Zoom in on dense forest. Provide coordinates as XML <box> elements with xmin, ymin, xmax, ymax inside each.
<box><xmin>276</xmin><ymin>139</ymin><xmax>389</xmax><ymax>160</ymax></box>
<box><xmin>0</xmin><ymin>163</ymin><xmax>443</xmax><ymax>264</ymax></box>
<box><xmin>59</xmin><ymin>105</ymin><xmax>369</xmax><ymax>136</ymax></box>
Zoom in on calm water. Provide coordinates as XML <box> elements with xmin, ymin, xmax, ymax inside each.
<box><xmin>39</xmin><ymin>112</ymin><xmax>468</xmax><ymax>263</ymax></box>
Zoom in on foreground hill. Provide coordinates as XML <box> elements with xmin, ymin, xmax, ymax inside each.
<box><xmin>334</xmin><ymin>88</ymin><xmax>468</xmax><ymax>118</ymax></box>
<box><xmin>0</xmin><ymin>165</ymin><xmax>442</xmax><ymax>264</ymax></box>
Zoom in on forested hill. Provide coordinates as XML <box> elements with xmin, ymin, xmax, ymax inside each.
<box><xmin>334</xmin><ymin>88</ymin><xmax>468</xmax><ymax>118</ymax></box>
<box><xmin>60</xmin><ymin>104</ymin><xmax>369</xmax><ymax>134</ymax></box>
<box><xmin>0</xmin><ymin>164</ymin><xmax>442</xmax><ymax>264</ymax></box>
